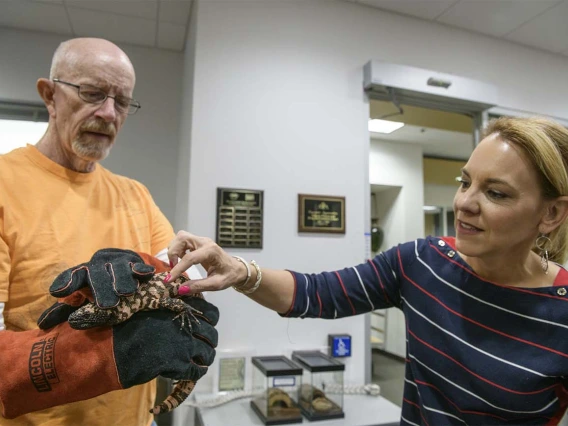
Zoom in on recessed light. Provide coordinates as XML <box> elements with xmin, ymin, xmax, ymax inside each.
<box><xmin>368</xmin><ymin>119</ymin><xmax>404</xmax><ymax>134</ymax></box>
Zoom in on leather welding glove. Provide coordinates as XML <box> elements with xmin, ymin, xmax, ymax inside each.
<box><xmin>37</xmin><ymin>250</ymin><xmax>167</xmax><ymax>330</ymax></box>
<box><xmin>0</xmin><ymin>301</ymin><xmax>218</xmax><ymax>419</ymax></box>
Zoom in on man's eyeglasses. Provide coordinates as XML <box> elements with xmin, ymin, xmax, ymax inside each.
<box><xmin>53</xmin><ymin>79</ymin><xmax>141</xmax><ymax>115</ymax></box>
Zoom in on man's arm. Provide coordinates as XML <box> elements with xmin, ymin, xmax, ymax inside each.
<box><xmin>0</xmin><ymin>304</ymin><xmax>218</xmax><ymax>419</ymax></box>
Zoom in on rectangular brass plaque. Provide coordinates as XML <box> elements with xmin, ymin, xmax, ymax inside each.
<box><xmin>216</xmin><ymin>188</ymin><xmax>263</xmax><ymax>248</ymax></box>
<box><xmin>298</xmin><ymin>194</ymin><xmax>345</xmax><ymax>234</ymax></box>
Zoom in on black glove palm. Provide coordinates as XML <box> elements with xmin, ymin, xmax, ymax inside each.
<box><xmin>116</xmin><ymin>297</ymin><xmax>219</xmax><ymax>385</ymax></box>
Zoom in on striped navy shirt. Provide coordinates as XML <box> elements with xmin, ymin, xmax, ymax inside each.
<box><xmin>283</xmin><ymin>236</ymin><xmax>568</xmax><ymax>425</ymax></box>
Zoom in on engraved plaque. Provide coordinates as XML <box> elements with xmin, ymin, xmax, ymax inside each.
<box><xmin>216</xmin><ymin>188</ymin><xmax>263</xmax><ymax>248</ymax></box>
<box><xmin>218</xmin><ymin>357</ymin><xmax>246</xmax><ymax>392</ymax></box>
<box><xmin>298</xmin><ymin>194</ymin><xmax>345</xmax><ymax>234</ymax></box>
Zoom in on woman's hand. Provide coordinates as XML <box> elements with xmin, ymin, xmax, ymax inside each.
<box><xmin>167</xmin><ymin>231</ymin><xmax>248</xmax><ymax>294</ymax></box>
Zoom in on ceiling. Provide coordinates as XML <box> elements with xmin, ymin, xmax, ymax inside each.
<box><xmin>0</xmin><ymin>0</ymin><xmax>192</xmax><ymax>51</ymax></box>
<box><xmin>1</xmin><ymin>1</ymin><xmax>568</xmax><ymax>55</ymax></box>
<box><xmin>348</xmin><ymin>0</ymin><xmax>568</xmax><ymax>56</ymax></box>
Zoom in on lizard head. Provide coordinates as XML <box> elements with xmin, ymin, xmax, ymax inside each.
<box><xmin>68</xmin><ymin>304</ymin><xmax>115</xmax><ymax>330</ymax></box>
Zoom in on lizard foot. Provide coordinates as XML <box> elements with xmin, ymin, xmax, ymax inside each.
<box><xmin>173</xmin><ymin>305</ymin><xmax>203</xmax><ymax>332</ymax></box>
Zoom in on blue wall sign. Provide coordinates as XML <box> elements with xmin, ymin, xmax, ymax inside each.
<box><xmin>329</xmin><ymin>334</ymin><xmax>352</xmax><ymax>358</ymax></box>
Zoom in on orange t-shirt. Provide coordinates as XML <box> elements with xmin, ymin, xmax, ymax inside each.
<box><xmin>0</xmin><ymin>145</ymin><xmax>174</xmax><ymax>426</ymax></box>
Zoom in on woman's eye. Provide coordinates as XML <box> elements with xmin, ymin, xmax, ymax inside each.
<box><xmin>456</xmin><ymin>177</ymin><xmax>470</xmax><ymax>188</ymax></box>
<box><xmin>487</xmin><ymin>190</ymin><xmax>506</xmax><ymax>199</ymax></box>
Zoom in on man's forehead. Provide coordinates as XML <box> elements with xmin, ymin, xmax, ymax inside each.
<box><xmin>62</xmin><ymin>60</ymin><xmax>134</xmax><ymax>89</ymax></box>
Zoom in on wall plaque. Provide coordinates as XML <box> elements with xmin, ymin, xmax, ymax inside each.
<box><xmin>218</xmin><ymin>357</ymin><xmax>247</xmax><ymax>392</ymax></box>
<box><xmin>298</xmin><ymin>194</ymin><xmax>345</xmax><ymax>234</ymax></box>
<box><xmin>216</xmin><ymin>188</ymin><xmax>263</xmax><ymax>248</ymax></box>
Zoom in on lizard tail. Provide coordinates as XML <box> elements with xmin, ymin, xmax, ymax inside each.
<box><xmin>150</xmin><ymin>380</ymin><xmax>196</xmax><ymax>415</ymax></box>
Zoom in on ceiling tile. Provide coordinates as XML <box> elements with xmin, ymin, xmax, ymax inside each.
<box><xmin>65</xmin><ymin>0</ymin><xmax>158</xmax><ymax>20</ymax></box>
<box><xmin>0</xmin><ymin>1</ymin><xmax>72</xmax><ymax>35</ymax></box>
<box><xmin>68</xmin><ymin>7</ymin><xmax>156</xmax><ymax>47</ymax></box>
<box><xmin>437</xmin><ymin>0</ymin><xmax>560</xmax><ymax>37</ymax></box>
<box><xmin>353</xmin><ymin>0</ymin><xmax>458</xmax><ymax>20</ymax></box>
<box><xmin>159</xmin><ymin>0</ymin><xmax>191</xmax><ymax>25</ymax></box>
<box><xmin>32</xmin><ymin>0</ymin><xmax>64</xmax><ymax>4</ymax></box>
<box><xmin>157</xmin><ymin>22</ymin><xmax>186</xmax><ymax>51</ymax></box>
<box><xmin>505</xmin><ymin>1</ymin><xmax>568</xmax><ymax>53</ymax></box>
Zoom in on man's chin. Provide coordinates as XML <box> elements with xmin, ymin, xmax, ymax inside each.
<box><xmin>72</xmin><ymin>142</ymin><xmax>112</xmax><ymax>163</ymax></box>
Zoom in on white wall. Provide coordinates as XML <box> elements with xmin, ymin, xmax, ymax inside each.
<box><xmin>370</xmin><ymin>139</ymin><xmax>424</xmax><ymax>246</ymax></box>
<box><xmin>175</xmin><ymin>1</ymin><xmax>198</xmax><ymax>231</ymax></box>
<box><xmin>0</xmin><ymin>28</ymin><xmax>183</xmax><ymax>227</ymax></box>
<box><xmin>181</xmin><ymin>0</ymin><xmax>568</xmax><ymax>388</ymax></box>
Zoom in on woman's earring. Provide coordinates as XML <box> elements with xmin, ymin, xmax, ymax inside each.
<box><xmin>536</xmin><ymin>234</ymin><xmax>551</xmax><ymax>274</ymax></box>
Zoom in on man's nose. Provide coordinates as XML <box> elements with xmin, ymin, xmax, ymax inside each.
<box><xmin>94</xmin><ymin>97</ymin><xmax>117</xmax><ymax>122</ymax></box>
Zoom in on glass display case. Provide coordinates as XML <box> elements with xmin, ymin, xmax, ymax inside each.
<box><xmin>250</xmin><ymin>355</ymin><xmax>303</xmax><ymax>425</ymax></box>
<box><xmin>291</xmin><ymin>351</ymin><xmax>345</xmax><ymax>421</ymax></box>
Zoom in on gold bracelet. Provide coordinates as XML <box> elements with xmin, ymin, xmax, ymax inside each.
<box><xmin>238</xmin><ymin>260</ymin><xmax>262</xmax><ymax>295</ymax></box>
<box><xmin>232</xmin><ymin>256</ymin><xmax>251</xmax><ymax>290</ymax></box>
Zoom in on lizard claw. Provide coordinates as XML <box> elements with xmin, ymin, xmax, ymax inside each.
<box><xmin>172</xmin><ymin>305</ymin><xmax>203</xmax><ymax>333</ymax></box>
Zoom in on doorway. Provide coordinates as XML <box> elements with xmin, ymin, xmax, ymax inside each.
<box><xmin>368</xmin><ymin>99</ymin><xmax>477</xmax><ymax>406</ymax></box>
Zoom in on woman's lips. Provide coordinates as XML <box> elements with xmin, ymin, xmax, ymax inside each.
<box><xmin>457</xmin><ymin>220</ymin><xmax>482</xmax><ymax>234</ymax></box>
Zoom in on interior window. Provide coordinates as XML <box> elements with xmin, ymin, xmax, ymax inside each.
<box><xmin>0</xmin><ymin>102</ymin><xmax>49</xmax><ymax>155</ymax></box>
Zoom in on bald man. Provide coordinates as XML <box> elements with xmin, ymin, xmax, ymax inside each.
<box><xmin>0</xmin><ymin>38</ymin><xmax>196</xmax><ymax>426</ymax></box>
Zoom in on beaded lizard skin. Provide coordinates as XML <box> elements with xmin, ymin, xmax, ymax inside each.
<box><xmin>68</xmin><ymin>271</ymin><xmax>202</xmax><ymax>415</ymax></box>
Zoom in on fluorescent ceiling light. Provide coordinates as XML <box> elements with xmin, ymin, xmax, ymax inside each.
<box><xmin>0</xmin><ymin>119</ymin><xmax>48</xmax><ymax>155</ymax></box>
<box><xmin>368</xmin><ymin>119</ymin><xmax>404</xmax><ymax>134</ymax></box>
<box><xmin>423</xmin><ymin>205</ymin><xmax>441</xmax><ymax>213</ymax></box>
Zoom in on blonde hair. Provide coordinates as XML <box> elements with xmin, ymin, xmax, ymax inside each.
<box><xmin>483</xmin><ymin>116</ymin><xmax>568</xmax><ymax>263</ymax></box>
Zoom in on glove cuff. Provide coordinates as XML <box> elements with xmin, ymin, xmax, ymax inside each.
<box><xmin>0</xmin><ymin>324</ymin><xmax>122</xmax><ymax>419</ymax></box>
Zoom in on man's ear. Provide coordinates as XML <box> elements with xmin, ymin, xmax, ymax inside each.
<box><xmin>37</xmin><ymin>78</ymin><xmax>56</xmax><ymax>118</ymax></box>
<box><xmin>539</xmin><ymin>196</ymin><xmax>568</xmax><ymax>234</ymax></box>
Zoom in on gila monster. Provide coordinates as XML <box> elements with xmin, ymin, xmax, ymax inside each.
<box><xmin>68</xmin><ymin>271</ymin><xmax>202</xmax><ymax>415</ymax></box>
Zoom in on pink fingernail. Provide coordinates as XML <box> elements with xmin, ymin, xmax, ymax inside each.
<box><xmin>179</xmin><ymin>285</ymin><xmax>190</xmax><ymax>295</ymax></box>
<box><xmin>164</xmin><ymin>273</ymin><xmax>171</xmax><ymax>283</ymax></box>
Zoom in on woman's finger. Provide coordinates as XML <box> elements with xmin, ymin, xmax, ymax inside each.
<box><xmin>183</xmin><ymin>274</ymin><xmax>227</xmax><ymax>294</ymax></box>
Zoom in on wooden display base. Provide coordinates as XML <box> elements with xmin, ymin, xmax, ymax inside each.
<box><xmin>250</xmin><ymin>400</ymin><xmax>303</xmax><ymax>425</ymax></box>
<box><xmin>299</xmin><ymin>399</ymin><xmax>344</xmax><ymax>422</ymax></box>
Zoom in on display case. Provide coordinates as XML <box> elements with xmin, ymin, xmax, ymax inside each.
<box><xmin>250</xmin><ymin>355</ymin><xmax>303</xmax><ymax>425</ymax></box>
<box><xmin>291</xmin><ymin>351</ymin><xmax>345</xmax><ymax>421</ymax></box>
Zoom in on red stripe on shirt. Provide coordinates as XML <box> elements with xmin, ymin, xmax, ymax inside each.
<box><xmin>403</xmin><ymin>398</ymin><xmax>429</xmax><ymax>426</ymax></box>
<box><xmin>283</xmin><ymin>270</ymin><xmax>298</xmax><ymax>317</ymax></box>
<box><xmin>333</xmin><ymin>271</ymin><xmax>356</xmax><ymax>316</ymax></box>
<box><xmin>367</xmin><ymin>258</ymin><xmax>392</xmax><ymax>305</ymax></box>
